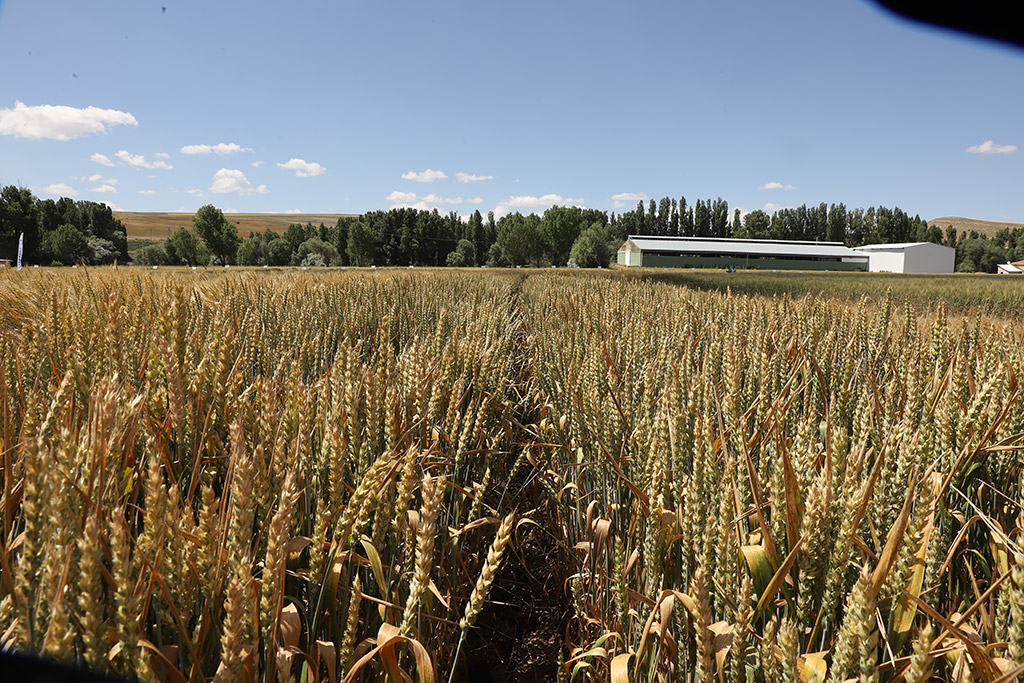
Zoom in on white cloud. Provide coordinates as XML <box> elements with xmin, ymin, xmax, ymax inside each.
<box><xmin>422</xmin><ymin>193</ymin><xmax>461</xmax><ymax>205</ymax></box>
<box><xmin>154</xmin><ymin>152</ymin><xmax>170</xmax><ymax>158</ymax></box>
<box><xmin>116</xmin><ymin>150</ymin><xmax>173</xmax><ymax>170</ymax></box>
<box><xmin>99</xmin><ymin>200</ymin><xmax>124</xmax><ymax>211</ymax></box>
<box><xmin>211</xmin><ymin>168</ymin><xmax>268</xmax><ymax>194</ymax></box>
<box><xmin>223</xmin><ymin>208</ymin><xmax>239</xmax><ymax>214</ymax></box>
<box><xmin>181</xmin><ymin>142</ymin><xmax>253</xmax><ymax>155</ymax></box>
<box><xmin>0</xmin><ymin>101</ymin><xmax>137</xmax><ymax>140</ymax></box>
<box><xmin>87</xmin><ymin>173</ymin><xmax>104</xmax><ymax>182</ymax></box>
<box><xmin>611</xmin><ymin>192</ymin><xmax>649</xmax><ymax>209</ymax></box>
<box><xmin>138</xmin><ymin>190</ymin><xmax>156</xmax><ymax>195</ymax></box>
<box><xmin>277</xmin><ymin>158</ymin><xmax>326</xmax><ymax>177</ymax></box>
<box><xmin>387</xmin><ymin>190</ymin><xmax>418</xmax><ymax>203</ymax></box>
<box><xmin>89</xmin><ymin>183</ymin><xmax>118</xmax><ymax>194</ymax></box>
<box><xmin>386</xmin><ymin>190</ymin><xmax>468</xmax><ymax>213</ymax></box>
<box><xmin>252</xmin><ymin>161</ymin><xmax>264</xmax><ymax>167</ymax></box>
<box><xmin>91</xmin><ymin>153</ymin><xmax>114</xmax><ymax>167</ymax></box>
<box><xmin>611</xmin><ymin>192</ymin><xmax>648</xmax><ymax>202</ymax></box>
<box><xmin>764</xmin><ymin>202</ymin><xmax>795</xmax><ymax>214</ymax></box>
<box><xmin>36</xmin><ymin>183</ymin><xmax>78</xmax><ymax>197</ymax></box>
<box><xmin>456</xmin><ymin>172</ymin><xmax>493</xmax><ymax>183</ymax></box>
<box><xmin>283</xmin><ymin>209</ymin><xmax>302</xmax><ymax>214</ymax></box>
<box><xmin>759</xmin><ymin>181</ymin><xmax>794</xmax><ymax>190</ymax></box>
<box><xmin>494</xmin><ymin>194</ymin><xmax>585</xmax><ymax>219</ymax></box>
<box><xmin>401</xmin><ymin>168</ymin><xmax>447</xmax><ymax>183</ymax></box>
<box><xmin>467</xmin><ymin>197</ymin><xmax>484</xmax><ymax>205</ymax></box>
<box><xmin>966</xmin><ymin>140</ymin><xmax>1017</xmax><ymax>155</ymax></box>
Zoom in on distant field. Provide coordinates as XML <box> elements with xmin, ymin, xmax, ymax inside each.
<box><xmin>114</xmin><ymin>212</ymin><xmax>356</xmax><ymax>241</ymax></box>
<box><xmin>633</xmin><ymin>267</ymin><xmax>1024</xmax><ymax>313</ymax></box>
<box><xmin>929</xmin><ymin>215</ymin><xmax>1024</xmax><ymax>238</ymax></box>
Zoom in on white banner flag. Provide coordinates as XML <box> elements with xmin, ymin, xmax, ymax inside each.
<box><xmin>16</xmin><ymin>232</ymin><xmax>23</xmax><ymax>270</ymax></box>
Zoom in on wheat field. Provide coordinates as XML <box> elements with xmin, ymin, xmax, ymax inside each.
<box><xmin>0</xmin><ymin>268</ymin><xmax>1022</xmax><ymax>683</ymax></box>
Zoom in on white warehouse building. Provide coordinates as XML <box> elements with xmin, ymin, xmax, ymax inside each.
<box><xmin>852</xmin><ymin>242</ymin><xmax>955</xmax><ymax>274</ymax></box>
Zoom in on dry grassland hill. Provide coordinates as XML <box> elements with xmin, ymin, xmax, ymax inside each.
<box><xmin>929</xmin><ymin>216</ymin><xmax>1024</xmax><ymax>238</ymax></box>
<box><xmin>115</xmin><ymin>212</ymin><xmax>356</xmax><ymax>242</ymax></box>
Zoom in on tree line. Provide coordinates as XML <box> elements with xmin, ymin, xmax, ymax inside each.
<box><xmin>0</xmin><ymin>186</ymin><xmax>129</xmax><ymax>265</ymax></box>
<box><xmin>3</xmin><ymin>185</ymin><xmax>1023</xmax><ymax>271</ymax></box>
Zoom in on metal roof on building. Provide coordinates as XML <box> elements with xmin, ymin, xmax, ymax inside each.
<box><xmin>624</xmin><ymin>236</ymin><xmax>866</xmax><ymax>260</ymax></box>
<box><xmin>852</xmin><ymin>242</ymin><xmax>951</xmax><ymax>251</ymax></box>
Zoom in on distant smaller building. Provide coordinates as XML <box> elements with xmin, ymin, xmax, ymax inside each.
<box><xmin>997</xmin><ymin>261</ymin><xmax>1024</xmax><ymax>275</ymax></box>
<box><xmin>852</xmin><ymin>242</ymin><xmax>954</xmax><ymax>274</ymax></box>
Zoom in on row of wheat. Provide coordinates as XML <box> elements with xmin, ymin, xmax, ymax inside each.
<box><xmin>527</xmin><ymin>274</ymin><xmax>1024</xmax><ymax>682</ymax></box>
<box><xmin>0</xmin><ymin>268</ymin><xmax>1021</xmax><ymax>682</ymax></box>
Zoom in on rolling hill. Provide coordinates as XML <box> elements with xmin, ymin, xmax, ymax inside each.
<box><xmin>115</xmin><ymin>212</ymin><xmax>356</xmax><ymax>242</ymax></box>
<box><xmin>928</xmin><ymin>216</ymin><xmax>1024</xmax><ymax>238</ymax></box>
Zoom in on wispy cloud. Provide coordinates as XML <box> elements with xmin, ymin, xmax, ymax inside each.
<box><xmin>181</xmin><ymin>142</ymin><xmax>253</xmax><ymax>155</ymax></box>
<box><xmin>0</xmin><ymin>101</ymin><xmax>137</xmax><ymax>140</ymax></box>
<box><xmin>154</xmin><ymin>152</ymin><xmax>170</xmax><ymax>159</ymax></box>
<box><xmin>422</xmin><ymin>193</ymin><xmax>461</xmax><ymax>205</ymax></box>
<box><xmin>386</xmin><ymin>190</ymin><xmax>465</xmax><ymax>212</ymax></box>
<box><xmin>611</xmin><ymin>192</ymin><xmax>648</xmax><ymax>202</ymax></box>
<box><xmin>116</xmin><ymin>150</ymin><xmax>172</xmax><ymax>170</ymax></box>
<box><xmin>966</xmin><ymin>140</ymin><xmax>1017</xmax><ymax>155</ymax></box>
<box><xmin>91</xmin><ymin>153</ymin><xmax>114</xmax><ymax>167</ymax></box>
<box><xmin>277</xmin><ymin>158</ymin><xmax>326</xmax><ymax>177</ymax></box>
<box><xmin>211</xmin><ymin>168</ymin><xmax>268</xmax><ymax>194</ymax></box>
<box><xmin>138</xmin><ymin>190</ymin><xmax>157</xmax><ymax>195</ymax></box>
<box><xmin>35</xmin><ymin>183</ymin><xmax>78</xmax><ymax>197</ymax></box>
<box><xmin>89</xmin><ymin>183</ymin><xmax>118</xmax><ymax>194</ymax></box>
<box><xmin>456</xmin><ymin>172</ymin><xmax>493</xmax><ymax>183</ymax></box>
<box><xmin>252</xmin><ymin>161</ymin><xmax>264</xmax><ymax>168</ymax></box>
<box><xmin>402</xmin><ymin>168</ymin><xmax>447</xmax><ymax>183</ymax></box>
<box><xmin>759</xmin><ymin>181</ymin><xmax>794</xmax><ymax>190</ymax></box>
<box><xmin>495</xmin><ymin>194</ymin><xmax>585</xmax><ymax>219</ymax></box>
<box><xmin>764</xmin><ymin>202</ymin><xmax>795</xmax><ymax>213</ymax></box>
<box><xmin>610</xmin><ymin>192</ymin><xmax>649</xmax><ymax>209</ymax></box>
<box><xmin>467</xmin><ymin>197</ymin><xmax>484</xmax><ymax>205</ymax></box>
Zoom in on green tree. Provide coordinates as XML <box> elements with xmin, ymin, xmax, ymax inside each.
<box><xmin>44</xmin><ymin>223</ymin><xmax>89</xmax><ymax>265</ymax></box>
<box><xmin>497</xmin><ymin>213</ymin><xmax>543</xmax><ymax>266</ymax></box>
<box><xmin>0</xmin><ymin>185</ymin><xmax>40</xmax><ymax>262</ymax></box>
<box><xmin>266</xmin><ymin>238</ymin><xmax>292</xmax><ymax>266</ymax></box>
<box><xmin>85</xmin><ymin>236</ymin><xmax>118</xmax><ymax>265</ymax></box>
<box><xmin>467</xmin><ymin>210</ymin><xmax>484</xmax><ymax>265</ymax></box>
<box><xmin>957</xmin><ymin>238</ymin><xmax>1006</xmax><ymax>273</ymax></box>
<box><xmin>445</xmin><ymin>239</ymin><xmax>476</xmax><ymax>267</ymax></box>
<box><xmin>135</xmin><ymin>243</ymin><xmax>170</xmax><ymax>266</ymax></box>
<box><xmin>347</xmin><ymin>220</ymin><xmax>378</xmax><ymax>266</ymax></box>
<box><xmin>300</xmin><ymin>252</ymin><xmax>327</xmax><ymax>267</ymax></box>
<box><xmin>569</xmin><ymin>222</ymin><xmax>613</xmax><ymax>268</ymax></box>
<box><xmin>236</xmin><ymin>239</ymin><xmax>258</xmax><ymax>266</ymax></box>
<box><xmin>540</xmin><ymin>206</ymin><xmax>587</xmax><ymax>266</ymax></box>
<box><xmin>741</xmin><ymin>210</ymin><xmax>771</xmax><ymax>239</ymax></box>
<box><xmin>283</xmin><ymin>223</ymin><xmax>307</xmax><ymax>254</ymax></box>
<box><xmin>167</xmin><ymin>227</ymin><xmax>208</xmax><ymax>266</ymax></box>
<box><xmin>296</xmin><ymin>237</ymin><xmax>338</xmax><ymax>266</ymax></box>
<box><xmin>827</xmin><ymin>203</ymin><xmax>847</xmax><ymax>243</ymax></box>
<box><xmin>192</xmin><ymin>205</ymin><xmax>239</xmax><ymax>265</ymax></box>
<box><xmin>485</xmin><ymin>242</ymin><xmax>510</xmax><ymax>267</ymax></box>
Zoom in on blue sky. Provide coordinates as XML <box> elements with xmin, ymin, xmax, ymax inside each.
<box><xmin>0</xmin><ymin>0</ymin><xmax>1021</xmax><ymax>222</ymax></box>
